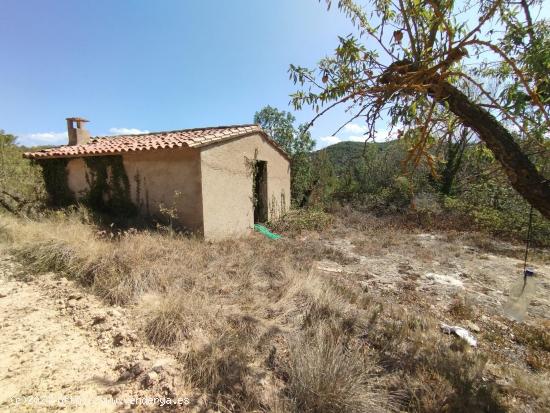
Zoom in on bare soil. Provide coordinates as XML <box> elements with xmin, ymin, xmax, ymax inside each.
<box><xmin>0</xmin><ymin>255</ymin><xmax>191</xmax><ymax>412</ymax></box>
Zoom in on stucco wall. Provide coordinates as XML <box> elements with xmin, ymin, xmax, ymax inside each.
<box><xmin>199</xmin><ymin>133</ymin><xmax>291</xmax><ymax>240</ymax></box>
<box><xmin>66</xmin><ymin>147</ymin><xmax>204</xmax><ymax>233</ymax></box>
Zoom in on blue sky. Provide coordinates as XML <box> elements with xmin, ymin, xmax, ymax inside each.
<box><xmin>0</xmin><ymin>0</ymin><xmax>375</xmax><ymax>148</ymax></box>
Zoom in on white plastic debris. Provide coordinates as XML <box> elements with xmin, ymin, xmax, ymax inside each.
<box><xmin>440</xmin><ymin>323</ymin><xmax>478</xmax><ymax>347</ymax></box>
<box><xmin>424</xmin><ymin>272</ymin><xmax>464</xmax><ymax>288</ymax></box>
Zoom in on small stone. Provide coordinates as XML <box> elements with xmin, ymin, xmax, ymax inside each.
<box><xmin>466</xmin><ymin>321</ymin><xmax>481</xmax><ymax>333</ymax></box>
<box><xmin>75</xmin><ymin>319</ymin><xmax>84</xmax><ymax>327</ymax></box>
<box><xmin>118</xmin><ymin>362</ymin><xmax>146</xmax><ymax>382</ymax></box>
<box><xmin>113</xmin><ymin>332</ymin><xmax>125</xmax><ymax>347</ymax></box>
<box><xmin>107</xmin><ymin>309</ymin><xmax>122</xmax><ymax>317</ymax></box>
<box><xmin>67</xmin><ymin>299</ymin><xmax>77</xmax><ymax>308</ymax></box>
<box><xmin>103</xmin><ymin>386</ymin><xmax>120</xmax><ymax>396</ymax></box>
<box><xmin>142</xmin><ymin>371</ymin><xmax>159</xmax><ymax>388</ymax></box>
<box><xmin>152</xmin><ymin>359</ymin><xmax>171</xmax><ymax>373</ymax></box>
<box><xmin>92</xmin><ymin>311</ymin><xmax>108</xmax><ymax>325</ymax></box>
<box><xmin>68</xmin><ymin>293</ymin><xmax>83</xmax><ymax>300</ymax></box>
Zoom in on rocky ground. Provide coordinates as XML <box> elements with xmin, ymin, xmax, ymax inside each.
<box><xmin>0</xmin><ymin>255</ymin><xmax>192</xmax><ymax>412</ymax></box>
<box><xmin>315</xmin><ymin>231</ymin><xmax>550</xmax><ymax>322</ymax></box>
<box><xmin>310</xmin><ymin>229</ymin><xmax>550</xmax><ymax>411</ymax></box>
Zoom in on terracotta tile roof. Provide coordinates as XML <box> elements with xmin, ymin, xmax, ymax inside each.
<box><xmin>23</xmin><ymin>124</ymin><xmax>289</xmax><ymax>160</ymax></box>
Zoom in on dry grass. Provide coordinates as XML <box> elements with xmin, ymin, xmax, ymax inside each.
<box><xmin>2</xmin><ymin>209</ymin><xmax>547</xmax><ymax>412</ymax></box>
<box><xmin>285</xmin><ymin>325</ymin><xmax>385</xmax><ymax>413</ymax></box>
<box><xmin>447</xmin><ymin>295</ymin><xmax>476</xmax><ymax>321</ymax></box>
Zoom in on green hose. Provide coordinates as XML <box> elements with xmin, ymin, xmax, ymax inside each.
<box><xmin>254</xmin><ymin>224</ymin><xmax>281</xmax><ymax>240</ymax></box>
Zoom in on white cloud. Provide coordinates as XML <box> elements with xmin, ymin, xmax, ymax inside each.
<box><xmin>343</xmin><ymin>123</ymin><xmax>368</xmax><ymax>134</ymax></box>
<box><xmin>108</xmin><ymin>127</ymin><xmax>150</xmax><ymax>135</ymax></box>
<box><xmin>315</xmin><ymin>126</ymin><xmax>400</xmax><ymax>149</ymax></box>
<box><xmin>18</xmin><ymin>131</ymin><xmax>68</xmax><ymax>147</ymax></box>
<box><xmin>318</xmin><ymin>136</ymin><xmax>342</xmax><ymax>146</ymax></box>
<box><xmin>346</xmin><ymin>135</ymin><xmax>367</xmax><ymax>142</ymax></box>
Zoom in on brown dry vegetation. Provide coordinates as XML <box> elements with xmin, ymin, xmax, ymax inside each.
<box><xmin>1</xmin><ymin>208</ymin><xmax>549</xmax><ymax>412</ymax></box>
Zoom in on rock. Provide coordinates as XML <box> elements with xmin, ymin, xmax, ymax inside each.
<box><xmin>99</xmin><ymin>324</ymin><xmax>112</xmax><ymax>332</ymax></box>
<box><xmin>466</xmin><ymin>321</ymin><xmax>481</xmax><ymax>333</ymax></box>
<box><xmin>118</xmin><ymin>362</ymin><xmax>146</xmax><ymax>382</ymax></box>
<box><xmin>66</xmin><ymin>299</ymin><xmax>77</xmax><ymax>308</ymax></box>
<box><xmin>152</xmin><ymin>359</ymin><xmax>172</xmax><ymax>373</ymax></box>
<box><xmin>126</xmin><ymin>332</ymin><xmax>138</xmax><ymax>342</ymax></box>
<box><xmin>107</xmin><ymin>309</ymin><xmax>122</xmax><ymax>318</ymax></box>
<box><xmin>92</xmin><ymin>311</ymin><xmax>108</xmax><ymax>325</ymax></box>
<box><xmin>68</xmin><ymin>293</ymin><xmax>83</xmax><ymax>300</ymax></box>
<box><xmin>75</xmin><ymin>319</ymin><xmax>84</xmax><ymax>327</ymax></box>
<box><xmin>103</xmin><ymin>386</ymin><xmax>120</xmax><ymax>396</ymax></box>
<box><xmin>113</xmin><ymin>332</ymin><xmax>127</xmax><ymax>347</ymax></box>
<box><xmin>315</xmin><ymin>260</ymin><xmax>344</xmax><ymax>274</ymax></box>
<box><xmin>142</xmin><ymin>371</ymin><xmax>159</xmax><ymax>388</ymax></box>
<box><xmin>0</xmin><ymin>291</ymin><xmax>7</xmax><ymax>298</ymax></box>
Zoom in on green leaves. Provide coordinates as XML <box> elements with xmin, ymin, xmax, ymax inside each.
<box><xmin>254</xmin><ymin>106</ymin><xmax>316</xmax><ymax>205</ymax></box>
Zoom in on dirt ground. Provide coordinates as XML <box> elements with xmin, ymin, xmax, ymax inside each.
<box><xmin>0</xmin><ymin>255</ymin><xmax>192</xmax><ymax>412</ymax></box>
<box><xmin>0</xmin><ymin>224</ymin><xmax>549</xmax><ymax>412</ymax></box>
<box><xmin>316</xmin><ymin>230</ymin><xmax>550</xmax><ymax>321</ymax></box>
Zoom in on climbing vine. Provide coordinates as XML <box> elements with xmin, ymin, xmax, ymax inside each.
<box><xmin>83</xmin><ymin>156</ymin><xmax>137</xmax><ymax>217</ymax></box>
<box><xmin>36</xmin><ymin>158</ymin><xmax>75</xmax><ymax>207</ymax></box>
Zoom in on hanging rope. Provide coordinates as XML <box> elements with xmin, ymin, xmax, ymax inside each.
<box><xmin>521</xmin><ymin>205</ymin><xmax>535</xmax><ymax>294</ymax></box>
<box><xmin>523</xmin><ymin>205</ymin><xmax>534</xmax><ymax>272</ymax></box>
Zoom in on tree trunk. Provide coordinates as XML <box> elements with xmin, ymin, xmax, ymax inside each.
<box><xmin>432</xmin><ymin>81</ymin><xmax>550</xmax><ymax>219</ymax></box>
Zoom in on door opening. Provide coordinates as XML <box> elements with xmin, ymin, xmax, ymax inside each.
<box><xmin>253</xmin><ymin>161</ymin><xmax>268</xmax><ymax>223</ymax></box>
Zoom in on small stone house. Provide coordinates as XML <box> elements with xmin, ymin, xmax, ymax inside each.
<box><xmin>24</xmin><ymin>118</ymin><xmax>291</xmax><ymax>239</ymax></box>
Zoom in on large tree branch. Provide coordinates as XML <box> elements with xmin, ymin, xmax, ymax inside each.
<box><xmin>431</xmin><ymin>81</ymin><xmax>550</xmax><ymax>219</ymax></box>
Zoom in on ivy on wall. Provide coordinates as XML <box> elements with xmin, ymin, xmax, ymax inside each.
<box><xmin>36</xmin><ymin>158</ymin><xmax>75</xmax><ymax>207</ymax></box>
<box><xmin>37</xmin><ymin>155</ymin><xmax>137</xmax><ymax>218</ymax></box>
<box><xmin>83</xmin><ymin>156</ymin><xmax>137</xmax><ymax>217</ymax></box>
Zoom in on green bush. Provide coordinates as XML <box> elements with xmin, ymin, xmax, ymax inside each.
<box><xmin>269</xmin><ymin>208</ymin><xmax>333</xmax><ymax>233</ymax></box>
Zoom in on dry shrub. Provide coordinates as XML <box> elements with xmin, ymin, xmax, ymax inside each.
<box><xmin>178</xmin><ymin>317</ymin><xmax>268</xmax><ymax>411</ymax></box>
<box><xmin>142</xmin><ymin>292</ymin><xmax>213</xmax><ymax>347</ymax></box>
<box><xmin>279</xmin><ymin>274</ymin><xmax>359</xmax><ymax>333</ymax></box>
<box><xmin>512</xmin><ymin>323</ymin><xmax>550</xmax><ymax>352</ymax></box>
<box><xmin>405</xmin><ymin>369</ymin><xmax>454</xmax><ymax>413</ymax></box>
<box><xmin>447</xmin><ymin>295</ymin><xmax>475</xmax><ymax>321</ymax></box>
<box><xmin>285</xmin><ymin>325</ymin><xmax>386</xmax><ymax>413</ymax></box>
<box><xmin>507</xmin><ymin>368</ymin><xmax>550</xmax><ymax>410</ymax></box>
<box><xmin>269</xmin><ymin>208</ymin><xmax>333</xmax><ymax>233</ymax></box>
<box><xmin>181</xmin><ymin>332</ymin><xmax>251</xmax><ymax>395</ymax></box>
<box><xmin>361</xmin><ymin>307</ymin><xmax>505</xmax><ymax>412</ymax></box>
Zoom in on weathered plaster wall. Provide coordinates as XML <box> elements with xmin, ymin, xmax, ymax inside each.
<box><xmin>199</xmin><ymin>133</ymin><xmax>291</xmax><ymax>240</ymax></box>
<box><xmin>66</xmin><ymin>147</ymin><xmax>204</xmax><ymax>233</ymax></box>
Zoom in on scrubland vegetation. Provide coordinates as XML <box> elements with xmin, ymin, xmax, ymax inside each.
<box><xmin>1</xmin><ymin>206</ymin><xmax>549</xmax><ymax>412</ymax></box>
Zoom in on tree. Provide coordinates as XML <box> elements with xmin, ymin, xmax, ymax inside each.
<box><xmin>254</xmin><ymin>106</ymin><xmax>316</xmax><ymax>206</ymax></box>
<box><xmin>0</xmin><ymin>130</ymin><xmax>44</xmax><ymax>213</ymax></box>
<box><xmin>289</xmin><ymin>0</ymin><xmax>550</xmax><ymax>219</ymax></box>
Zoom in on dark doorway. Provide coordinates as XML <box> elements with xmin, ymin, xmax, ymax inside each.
<box><xmin>253</xmin><ymin>161</ymin><xmax>268</xmax><ymax>223</ymax></box>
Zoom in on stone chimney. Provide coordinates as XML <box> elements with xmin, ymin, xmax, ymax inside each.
<box><xmin>66</xmin><ymin>117</ymin><xmax>90</xmax><ymax>145</ymax></box>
